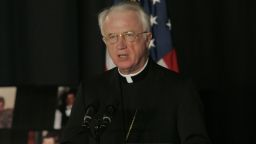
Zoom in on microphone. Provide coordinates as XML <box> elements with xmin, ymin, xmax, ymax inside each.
<box><xmin>101</xmin><ymin>105</ymin><xmax>115</xmax><ymax>128</ymax></box>
<box><xmin>82</xmin><ymin>105</ymin><xmax>97</xmax><ymax>129</ymax></box>
<box><xmin>94</xmin><ymin>105</ymin><xmax>116</xmax><ymax>135</ymax></box>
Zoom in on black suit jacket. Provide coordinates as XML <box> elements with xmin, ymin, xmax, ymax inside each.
<box><xmin>61</xmin><ymin>58</ymin><xmax>211</xmax><ymax>144</ymax></box>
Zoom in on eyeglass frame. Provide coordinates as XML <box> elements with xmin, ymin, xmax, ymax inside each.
<box><xmin>102</xmin><ymin>31</ymin><xmax>149</xmax><ymax>44</ymax></box>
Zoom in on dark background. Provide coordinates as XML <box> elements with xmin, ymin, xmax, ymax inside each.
<box><xmin>0</xmin><ymin>0</ymin><xmax>255</xmax><ymax>144</ymax></box>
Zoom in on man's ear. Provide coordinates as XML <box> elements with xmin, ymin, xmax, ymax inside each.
<box><xmin>146</xmin><ymin>32</ymin><xmax>152</xmax><ymax>48</ymax></box>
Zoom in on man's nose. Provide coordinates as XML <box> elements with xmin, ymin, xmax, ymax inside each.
<box><xmin>116</xmin><ymin>35</ymin><xmax>126</xmax><ymax>50</ymax></box>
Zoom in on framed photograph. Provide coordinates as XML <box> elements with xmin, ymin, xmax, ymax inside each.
<box><xmin>27</xmin><ymin>130</ymin><xmax>61</xmax><ymax>144</ymax></box>
<box><xmin>53</xmin><ymin>86</ymin><xmax>77</xmax><ymax>129</ymax></box>
<box><xmin>0</xmin><ymin>87</ymin><xmax>17</xmax><ymax>129</ymax></box>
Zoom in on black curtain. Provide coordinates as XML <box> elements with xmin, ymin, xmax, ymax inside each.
<box><xmin>168</xmin><ymin>0</ymin><xmax>256</xmax><ymax>144</ymax></box>
<box><xmin>1</xmin><ymin>0</ymin><xmax>256</xmax><ymax>144</ymax></box>
<box><xmin>0</xmin><ymin>0</ymin><xmax>80</xmax><ymax>85</ymax></box>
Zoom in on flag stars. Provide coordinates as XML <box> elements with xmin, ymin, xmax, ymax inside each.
<box><xmin>152</xmin><ymin>0</ymin><xmax>160</xmax><ymax>5</ymax></box>
<box><xmin>150</xmin><ymin>15</ymin><xmax>158</xmax><ymax>26</ymax></box>
<box><xmin>166</xmin><ymin>19</ymin><xmax>171</xmax><ymax>30</ymax></box>
<box><xmin>149</xmin><ymin>39</ymin><xmax>156</xmax><ymax>49</ymax></box>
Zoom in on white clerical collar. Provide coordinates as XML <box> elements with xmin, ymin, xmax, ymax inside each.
<box><xmin>118</xmin><ymin>59</ymin><xmax>149</xmax><ymax>83</ymax></box>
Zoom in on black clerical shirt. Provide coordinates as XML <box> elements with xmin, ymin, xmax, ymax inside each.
<box><xmin>61</xmin><ymin>58</ymin><xmax>211</xmax><ymax>144</ymax></box>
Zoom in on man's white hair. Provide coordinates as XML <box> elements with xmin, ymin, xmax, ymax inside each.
<box><xmin>98</xmin><ymin>1</ymin><xmax>151</xmax><ymax>34</ymax></box>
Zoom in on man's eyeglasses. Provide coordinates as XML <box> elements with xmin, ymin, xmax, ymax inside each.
<box><xmin>103</xmin><ymin>31</ymin><xmax>148</xmax><ymax>44</ymax></box>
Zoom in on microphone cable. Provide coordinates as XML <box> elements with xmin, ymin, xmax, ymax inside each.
<box><xmin>126</xmin><ymin>109</ymin><xmax>138</xmax><ymax>141</ymax></box>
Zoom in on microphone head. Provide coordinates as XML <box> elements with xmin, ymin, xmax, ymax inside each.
<box><xmin>104</xmin><ymin>105</ymin><xmax>115</xmax><ymax>117</ymax></box>
<box><xmin>101</xmin><ymin>105</ymin><xmax>116</xmax><ymax>127</ymax></box>
<box><xmin>82</xmin><ymin>105</ymin><xmax>98</xmax><ymax>128</ymax></box>
<box><xmin>85</xmin><ymin>106</ymin><xmax>97</xmax><ymax>116</ymax></box>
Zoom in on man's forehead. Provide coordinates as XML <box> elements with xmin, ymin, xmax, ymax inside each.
<box><xmin>104</xmin><ymin>11</ymin><xmax>141</xmax><ymax>28</ymax></box>
<box><xmin>106</xmin><ymin>9</ymin><xmax>138</xmax><ymax>19</ymax></box>
<box><xmin>102</xmin><ymin>9</ymin><xmax>144</xmax><ymax>35</ymax></box>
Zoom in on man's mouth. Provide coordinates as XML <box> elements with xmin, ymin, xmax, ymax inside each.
<box><xmin>118</xmin><ymin>54</ymin><xmax>128</xmax><ymax>58</ymax></box>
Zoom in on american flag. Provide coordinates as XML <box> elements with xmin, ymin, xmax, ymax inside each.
<box><xmin>106</xmin><ymin>0</ymin><xmax>179</xmax><ymax>73</ymax></box>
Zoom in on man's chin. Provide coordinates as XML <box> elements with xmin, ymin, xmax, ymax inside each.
<box><xmin>117</xmin><ymin>66</ymin><xmax>131</xmax><ymax>71</ymax></box>
<box><xmin>116</xmin><ymin>64</ymin><xmax>133</xmax><ymax>73</ymax></box>
<box><xmin>115</xmin><ymin>61</ymin><xmax>131</xmax><ymax>68</ymax></box>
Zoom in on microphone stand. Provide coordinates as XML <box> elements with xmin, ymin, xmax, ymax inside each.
<box><xmin>82</xmin><ymin>117</ymin><xmax>103</xmax><ymax>144</ymax></box>
<box><xmin>81</xmin><ymin>120</ymin><xmax>93</xmax><ymax>144</ymax></box>
<box><xmin>94</xmin><ymin>119</ymin><xmax>102</xmax><ymax>144</ymax></box>
<box><xmin>81</xmin><ymin>106</ymin><xmax>98</xmax><ymax>144</ymax></box>
<box><xmin>82</xmin><ymin>116</ymin><xmax>102</xmax><ymax>144</ymax></box>
<box><xmin>93</xmin><ymin>110</ymin><xmax>114</xmax><ymax>144</ymax></box>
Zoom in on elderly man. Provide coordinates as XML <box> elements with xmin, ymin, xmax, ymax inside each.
<box><xmin>61</xmin><ymin>2</ymin><xmax>211</xmax><ymax>144</ymax></box>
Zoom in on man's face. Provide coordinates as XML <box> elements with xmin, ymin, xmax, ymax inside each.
<box><xmin>66</xmin><ymin>94</ymin><xmax>75</xmax><ymax>106</ymax></box>
<box><xmin>42</xmin><ymin>137</ymin><xmax>55</xmax><ymax>144</ymax></box>
<box><xmin>0</xmin><ymin>102</ymin><xmax>4</xmax><ymax>111</ymax></box>
<box><xmin>102</xmin><ymin>10</ymin><xmax>151</xmax><ymax>74</ymax></box>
